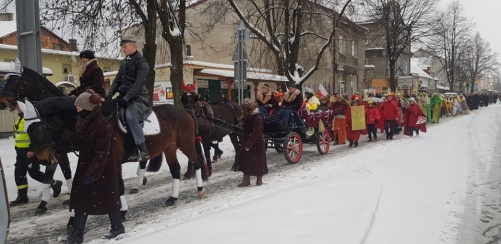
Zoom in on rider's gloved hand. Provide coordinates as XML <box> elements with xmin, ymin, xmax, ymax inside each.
<box><xmin>115</xmin><ymin>98</ymin><xmax>128</xmax><ymax>107</ymax></box>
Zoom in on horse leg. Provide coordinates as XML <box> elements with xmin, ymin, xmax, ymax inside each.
<box><xmin>164</xmin><ymin>147</ymin><xmax>181</xmax><ymax>206</ymax></box>
<box><xmin>129</xmin><ymin>160</ymin><xmax>148</xmax><ymax>194</ymax></box>
<box><xmin>202</xmin><ymin>140</ymin><xmax>212</xmax><ymax>177</ymax></box>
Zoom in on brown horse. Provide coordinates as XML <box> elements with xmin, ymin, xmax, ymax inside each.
<box><xmin>0</xmin><ymin>67</ymin><xmax>207</xmax><ymax>209</ymax></box>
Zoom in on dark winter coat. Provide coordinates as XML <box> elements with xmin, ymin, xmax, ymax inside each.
<box><xmin>70</xmin><ymin>107</ymin><xmax>121</xmax><ymax>215</ymax></box>
<box><xmin>256</xmin><ymin>90</ymin><xmax>278</xmax><ymax>113</ymax></box>
<box><xmin>232</xmin><ymin>112</ymin><xmax>268</xmax><ymax>176</ymax></box>
<box><xmin>282</xmin><ymin>89</ymin><xmax>303</xmax><ymax>111</ymax></box>
<box><xmin>71</xmin><ymin>59</ymin><xmax>105</xmax><ymax>97</ymax></box>
<box><xmin>108</xmin><ymin>51</ymin><xmax>152</xmax><ymax>122</ymax></box>
<box><xmin>331</xmin><ymin>100</ymin><xmax>349</xmax><ymax>116</ymax></box>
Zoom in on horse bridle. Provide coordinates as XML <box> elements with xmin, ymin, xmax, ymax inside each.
<box><xmin>0</xmin><ymin>73</ymin><xmax>26</xmax><ymax>101</ymax></box>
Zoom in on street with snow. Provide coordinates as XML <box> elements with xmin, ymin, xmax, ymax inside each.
<box><xmin>2</xmin><ymin>104</ymin><xmax>501</xmax><ymax>244</ymax></box>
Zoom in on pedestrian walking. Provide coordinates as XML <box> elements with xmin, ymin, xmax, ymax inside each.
<box><xmin>63</xmin><ymin>91</ymin><xmax>124</xmax><ymax>243</ymax></box>
<box><xmin>232</xmin><ymin>98</ymin><xmax>268</xmax><ymax>187</ymax></box>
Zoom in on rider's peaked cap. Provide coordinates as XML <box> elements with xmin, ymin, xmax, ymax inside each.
<box><xmin>120</xmin><ymin>35</ymin><xmax>137</xmax><ymax>45</ymax></box>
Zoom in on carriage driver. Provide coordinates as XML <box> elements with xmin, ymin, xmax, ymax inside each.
<box><xmin>106</xmin><ymin>36</ymin><xmax>152</xmax><ymax>161</ymax></box>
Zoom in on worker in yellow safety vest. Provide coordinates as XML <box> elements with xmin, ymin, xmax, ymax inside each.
<box><xmin>9</xmin><ymin>101</ymin><xmax>62</xmax><ymax>207</ymax></box>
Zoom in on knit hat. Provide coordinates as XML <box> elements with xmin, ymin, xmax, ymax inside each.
<box><xmin>75</xmin><ymin>91</ymin><xmax>101</xmax><ymax>111</ymax></box>
<box><xmin>241</xmin><ymin>98</ymin><xmax>256</xmax><ymax>109</ymax></box>
<box><xmin>262</xmin><ymin>83</ymin><xmax>270</xmax><ymax>90</ymax></box>
<box><xmin>120</xmin><ymin>35</ymin><xmax>137</xmax><ymax>45</ymax></box>
<box><xmin>409</xmin><ymin>97</ymin><xmax>416</xmax><ymax>103</ymax></box>
<box><xmin>79</xmin><ymin>50</ymin><xmax>95</xmax><ymax>59</ymax></box>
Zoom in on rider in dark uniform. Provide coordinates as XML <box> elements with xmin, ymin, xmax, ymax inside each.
<box><xmin>106</xmin><ymin>36</ymin><xmax>151</xmax><ymax>161</ymax></box>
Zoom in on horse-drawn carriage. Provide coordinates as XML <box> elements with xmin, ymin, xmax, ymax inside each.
<box><xmin>261</xmin><ymin>108</ymin><xmax>331</xmax><ymax>164</ymax></box>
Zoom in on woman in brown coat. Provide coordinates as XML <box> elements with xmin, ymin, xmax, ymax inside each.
<box><xmin>64</xmin><ymin>91</ymin><xmax>124</xmax><ymax>243</ymax></box>
<box><xmin>232</xmin><ymin>98</ymin><xmax>268</xmax><ymax>186</ymax></box>
<box><xmin>68</xmin><ymin>50</ymin><xmax>106</xmax><ymax>97</ymax></box>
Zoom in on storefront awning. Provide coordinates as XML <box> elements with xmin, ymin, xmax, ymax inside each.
<box><xmin>198</xmin><ymin>69</ymin><xmax>288</xmax><ymax>82</ymax></box>
<box><xmin>336</xmin><ymin>63</ymin><xmax>358</xmax><ymax>75</ymax></box>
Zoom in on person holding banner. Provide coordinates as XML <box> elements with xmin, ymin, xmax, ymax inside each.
<box><xmin>345</xmin><ymin>99</ymin><xmax>365</xmax><ymax>147</ymax></box>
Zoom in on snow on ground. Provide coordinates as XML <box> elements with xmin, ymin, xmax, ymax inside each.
<box><xmin>2</xmin><ymin>104</ymin><xmax>501</xmax><ymax>243</ymax></box>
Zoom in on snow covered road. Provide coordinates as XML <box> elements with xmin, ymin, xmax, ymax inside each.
<box><xmin>2</xmin><ymin>104</ymin><xmax>501</xmax><ymax>244</ymax></box>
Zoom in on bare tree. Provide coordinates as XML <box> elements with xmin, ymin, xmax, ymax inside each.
<box><xmin>425</xmin><ymin>0</ymin><xmax>472</xmax><ymax>92</ymax></box>
<box><xmin>363</xmin><ymin>0</ymin><xmax>437</xmax><ymax>92</ymax></box>
<box><xmin>156</xmin><ymin>0</ymin><xmax>186</xmax><ymax>105</ymax></box>
<box><xmin>227</xmin><ymin>0</ymin><xmax>354</xmax><ymax>87</ymax></box>
<box><xmin>462</xmin><ymin>33</ymin><xmax>499</xmax><ymax>93</ymax></box>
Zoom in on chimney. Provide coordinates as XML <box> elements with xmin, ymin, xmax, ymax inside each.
<box><xmin>0</xmin><ymin>13</ymin><xmax>13</xmax><ymax>21</ymax></box>
<box><xmin>69</xmin><ymin>39</ymin><xmax>78</xmax><ymax>52</ymax></box>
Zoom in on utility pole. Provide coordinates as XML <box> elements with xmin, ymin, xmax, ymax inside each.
<box><xmin>232</xmin><ymin>21</ymin><xmax>249</xmax><ymax>103</ymax></box>
<box><xmin>15</xmin><ymin>0</ymin><xmax>43</xmax><ymax>74</ymax></box>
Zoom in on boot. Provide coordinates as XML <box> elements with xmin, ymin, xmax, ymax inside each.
<box><xmin>354</xmin><ymin>142</ymin><xmax>359</xmax><ymax>147</ymax></box>
<box><xmin>62</xmin><ymin>213</ymin><xmax>87</xmax><ymax>244</ymax></box>
<box><xmin>35</xmin><ymin>200</ymin><xmax>48</xmax><ymax>214</ymax></box>
<box><xmin>256</xmin><ymin>176</ymin><xmax>263</xmax><ymax>186</ymax></box>
<box><xmin>66</xmin><ymin>216</ymin><xmax>75</xmax><ymax>233</ymax></box>
<box><xmin>348</xmin><ymin>141</ymin><xmax>354</xmax><ymax>147</ymax></box>
<box><xmin>51</xmin><ymin>180</ymin><xmax>62</xmax><ymax>198</ymax></box>
<box><xmin>9</xmin><ymin>188</ymin><xmax>29</xmax><ymax>206</ymax></box>
<box><xmin>138</xmin><ymin>142</ymin><xmax>150</xmax><ymax>161</ymax></box>
<box><xmin>237</xmin><ymin>174</ymin><xmax>250</xmax><ymax>187</ymax></box>
<box><xmin>104</xmin><ymin>211</ymin><xmax>125</xmax><ymax>239</ymax></box>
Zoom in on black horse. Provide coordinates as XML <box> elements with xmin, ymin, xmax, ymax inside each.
<box><xmin>0</xmin><ymin>67</ymin><xmax>207</xmax><ymax>209</ymax></box>
<box><xmin>183</xmin><ymin>100</ymin><xmax>243</xmax><ymax>178</ymax></box>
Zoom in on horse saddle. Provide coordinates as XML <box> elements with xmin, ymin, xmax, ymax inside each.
<box><xmin>117</xmin><ymin>108</ymin><xmax>160</xmax><ymax>136</ymax></box>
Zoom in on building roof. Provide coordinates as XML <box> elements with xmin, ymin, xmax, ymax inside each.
<box><xmin>0</xmin><ymin>43</ymin><xmax>122</xmax><ymax>60</ymax></box>
<box><xmin>0</xmin><ymin>20</ymin><xmax>17</xmax><ymax>38</ymax></box>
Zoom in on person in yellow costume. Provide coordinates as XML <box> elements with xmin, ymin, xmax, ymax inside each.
<box><xmin>430</xmin><ymin>93</ymin><xmax>443</xmax><ymax>123</ymax></box>
<box><xmin>304</xmin><ymin>87</ymin><xmax>320</xmax><ymax>112</ymax></box>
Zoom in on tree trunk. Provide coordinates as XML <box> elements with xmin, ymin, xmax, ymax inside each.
<box><xmin>170</xmin><ymin>37</ymin><xmax>184</xmax><ymax>106</ymax></box>
<box><xmin>142</xmin><ymin>20</ymin><xmax>157</xmax><ymax>104</ymax></box>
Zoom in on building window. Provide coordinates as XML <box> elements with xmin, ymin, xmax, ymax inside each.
<box><xmin>338</xmin><ymin>35</ymin><xmax>344</xmax><ymax>54</ymax></box>
<box><xmin>186</xmin><ymin>44</ymin><xmax>192</xmax><ymax>57</ymax></box>
<box><xmin>53</xmin><ymin>43</ymin><xmax>63</xmax><ymax>50</ymax></box>
<box><xmin>352</xmin><ymin>41</ymin><xmax>357</xmax><ymax>57</ymax></box>
<box><xmin>62</xmin><ymin>64</ymin><xmax>72</xmax><ymax>74</ymax></box>
<box><xmin>365</xmin><ymin>58</ymin><xmax>369</xmax><ymax>65</ymax></box>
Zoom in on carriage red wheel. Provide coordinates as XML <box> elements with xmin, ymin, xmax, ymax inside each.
<box><xmin>316</xmin><ymin>130</ymin><xmax>330</xmax><ymax>155</ymax></box>
<box><xmin>284</xmin><ymin>132</ymin><xmax>302</xmax><ymax>164</ymax></box>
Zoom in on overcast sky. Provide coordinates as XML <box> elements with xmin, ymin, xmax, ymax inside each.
<box><xmin>441</xmin><ymin>0</ymin><xmax>501</xmax><ymax>64</ymax></box>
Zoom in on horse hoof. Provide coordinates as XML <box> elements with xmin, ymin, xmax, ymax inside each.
<box><xmin>165</xmin><ymin>197</ymin><xmax>178</xmax><ymax>206</ymax></box>
<box><xmin>198</xmin><ymin>189</ymin><xmax>207</xmax><ymax>199</ymax></box>
<box><xmin>142</xmin><ymin>176</ymin><xmax>148</xmax><ymax>185</ymax></box>
<box><xmin>129</xmin><ymin>188</ymin><xmax>139</xmax><ymax>194</ymax></box>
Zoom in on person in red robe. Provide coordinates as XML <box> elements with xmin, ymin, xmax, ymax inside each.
<box><xmin>405</xmin><ymin>97</ymin><xmax>426</xmax><ymax>137</ymax></box>
<box><xmin>366</xmin><ymin>100</ymin><xmax>381</xmax><ymax>141</ymax></box>
<box><xmin>345</xmin><ymin>99</ymin><xmax>364</xmax><ymax>147</ymax></box>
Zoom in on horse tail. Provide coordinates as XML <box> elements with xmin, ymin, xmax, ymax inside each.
<box><xmin>146</xmin><ymin>154</ymin><xmax>163</xmax><ymax>172</ymax></box>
